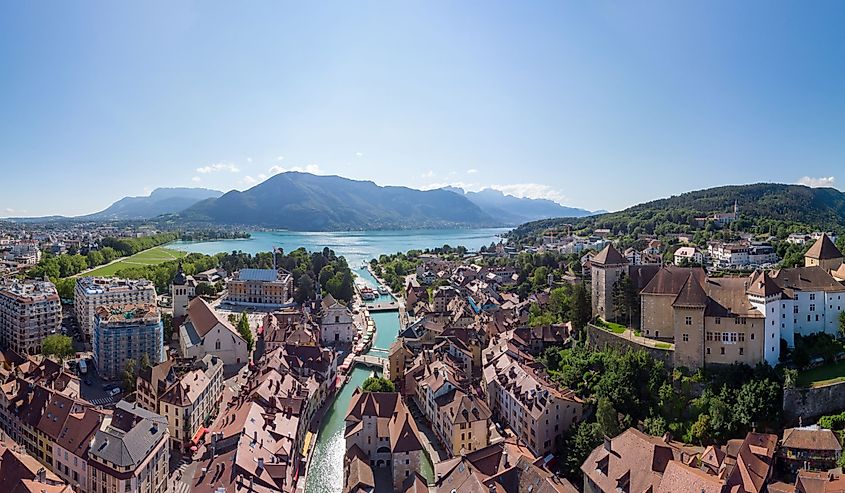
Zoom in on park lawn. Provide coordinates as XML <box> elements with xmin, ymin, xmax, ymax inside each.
<box><xmin>83</xmin><ymin>246</ymin><xmax>186</xmax><ymax>277</ymax></box>
<box><xmin>797</xmin><ymin>360</ymin><xmax>845</xmax><ymax>388</ymax></box>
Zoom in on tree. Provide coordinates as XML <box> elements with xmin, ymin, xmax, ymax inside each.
<box><xmin>570</xmin><ymin>282</ymin><xmax>591</xmax><ymax>329</ymax></box>
<box><xmin>123</xmin><ymin>358</ymin><xmax>137</xmax><ymax>393</ymax></box>
<box><xmin>596</xmin><ymin>397</ymin><xmax>621</xmax><ymax>437</ymax></box>
<box><xmin>839</xmin><ymin>311</ymin><xmax>845</xmax><ymax>339</ymax></box>
<box><xmin>161</xmin><ymin>312</ymin><xmax>174</xmax><ymax>342</ymax></box>
<box><xmin>237</xmin><ymin>312</ymin><xmax>255</xmax><ymax>352</ymax></box>
<box><xmin>611</xmin><ymin>273</ymin><xmax>638</xmax><ymax>326</ymax></box>
<box><xmin>42</xmin><ymin>334</ymin><xmax>74</xmax><ymax>362</ymax></box>
<box><xmin>361</xmin><ymin>377</ymin><xmax>396</xmax><ymax>392</ymax></box>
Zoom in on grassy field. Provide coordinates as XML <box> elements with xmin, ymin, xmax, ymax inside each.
<box><xmin>797</xmin><ymin>360</ymin><xmax>845</xmax><ymax>388</ymax></box>
<box><xmin>595</xmin><ymin>318</ymin><xmax>627</xmax><ymax>334</ymax></box>
<box><xmin>82</xmin><ymin>246</ymin><xmax>187</xmax><ymax>277</ymax></box>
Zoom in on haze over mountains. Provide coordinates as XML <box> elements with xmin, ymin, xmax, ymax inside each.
<box><xmin>84</xmin><ymin>187</ymin><xmax>223</xmax><ymax>220</ymax></box>
<box><xmin>442</xmin><ymin>186</ymin><xmax>600</xmax><ymax>224</ymax></box>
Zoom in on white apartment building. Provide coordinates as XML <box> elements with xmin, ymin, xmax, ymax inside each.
<box><xmin>74</xmin><ymin>277</ymin><xmax>156</xmax><ymax>339</ymax></box>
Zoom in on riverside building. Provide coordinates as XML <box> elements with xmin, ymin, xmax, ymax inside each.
<box><xmin>224</xmin><ymin>268</ymin><xmax>293</xmax><ymax>309</ymax></box>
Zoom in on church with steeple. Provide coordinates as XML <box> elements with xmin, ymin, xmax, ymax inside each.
<box><xmin>171</xmin><ymin>260</ymin><xmax>196</xmax><ymax>320</ymax></box>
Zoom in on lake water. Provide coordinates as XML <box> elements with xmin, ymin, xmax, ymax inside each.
<box><xmin>169</xmin><ymin>228</ymin><xmax>506</xmax><ymax>492</ymax></box>
<box><xmin>168</xmin><ymin>228</ymin><xmax>509</xmax><ymax>265</ymax></box>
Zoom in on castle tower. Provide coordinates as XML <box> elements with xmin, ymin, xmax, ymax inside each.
<box><xmin>590</xmin><ymin>244</ymin><xmax>629</xmax><ymax>321</ymax></box>
<box><xmin>805</xmin><ymin>233</ymin><xmax>843</xmax><ymax>272</ymax></box>
<box><xmin>171</xmin><ymin>260</ymin><xmax>194</xmax><ymax>319</ymax></box>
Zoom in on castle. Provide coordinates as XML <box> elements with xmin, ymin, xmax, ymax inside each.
<box><xmin>592</xmin><ymin>234</ymin><xmax>845</xmax><ymax>369</ymax></box>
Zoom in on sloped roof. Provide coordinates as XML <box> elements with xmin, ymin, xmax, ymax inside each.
<box><xmin>746</xmin><ymin>270</ymin><xmax>783</xmax><ymax>298</ymax></box>
<box><xmin>186</xmin><ymin>297</ymin><xmax>241</xmax><ymax>338</ymax></box>
<box><xmin>591</xmin><ymin>244</ymin><xmax>627</xmax><ymax>266</ymax></box>
<box><xmin>673</xmin><ymin>273</ymin><xmax>709</xmax><ymax>308</ymax></box>
<box><xmin>782</xmin><ymin>427</ymin><xmax>843</xmax><ymax>452</ymax></box>
<box><xmin>806</xmin><ymin>234</ymin><xmax>842</xmax><ymax>260</ymax></box>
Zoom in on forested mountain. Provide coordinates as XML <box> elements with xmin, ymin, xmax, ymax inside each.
<box><xmin>509</xmin><ymin>183</ymin><xmax>845</xmax><ymax>240</ymax></box>
<box><xmin>180</xmin><ymin>172</ymin><xmax>498</xmax><ymax>230</ymax></box>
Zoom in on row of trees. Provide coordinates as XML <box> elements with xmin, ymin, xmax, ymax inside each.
<box><xmin>527</xmin><ymin>282</ymin><xmax>590</xmax><ymax>330</ymax></box>
<box><xmin>28</xmin><ymin>232</ymin><xmax>181</xmax><ymax>281</ymax></box>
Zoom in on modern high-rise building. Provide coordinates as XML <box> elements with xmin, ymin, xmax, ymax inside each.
<box><xmin>74</xmin><ymin>277</ymin><xmax>156</xmax><ymax>340</ymax></box>
<box><xmin>92</xmin><ymin>303</ymin><xmax>163</xmax><ymax>380</ymax></box>
<box><xmin>0</xmin><ymin>279</ymin><xmax>61</xmax><ymax>355</ymax></box>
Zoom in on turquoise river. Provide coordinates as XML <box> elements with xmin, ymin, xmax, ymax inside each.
<box><xmin>168</xmin><ymin>228</ymin><xmax>508</xmax><ymax>493</ymax></box>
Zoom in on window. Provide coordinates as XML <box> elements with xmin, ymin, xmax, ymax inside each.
<box><xmin>738</xmin><ymin>333</ymin><xmax>745</xmax><ymax>342</ymax></box>
<box><xmin>715</xmin><ymin>317</ymin><xmax>721</xmax><ymax>325</ymax></box>
<box><xmin>794</xmin><ymin>305</ymin><xmax>799</xmax><ymax>314</ymax></box>
<box><xmin>706</xmin><ymin>332</ymin><xmax>712</xmax><ymax>341</ymax></box>
<box><xmin>722</xmin><ymin>333</ymin><xmax>730</xmax><ymax>343</ymax></box>
<box><xmin>751</xmin><ymin>333</ymin><xmax>755</xmax><ymax>340</ymax></box>
<box><xmin>739</xmin><ymin>348</ymin><xmax>744</xmax><ymax>356</ymax></box>
<box><xmin>730</xmin><ymin>332</ymin><xmax>737</xmax><ymax>343</ymax></box>
<box><xmin>810</xmin><ymin>293</ymin><xmax>816</xmax><ymax>300</ymax></box>
<box><xmin>215</xmin><ymin>339</ymin><xmax>221</xmax><ymax>350</ymax></box>
<box><xmin>683</xmin><ymin>334</ymin><xmax>689</xmax><ymax>342</ymax></box>
<box><xmin>810</xmin><ymin>304</ymin><xmax>816</xmax><ymax>312</ymax></box>
<box><xmin>720</xmin><ymin>347</ymin><xmax>725</xmax><ymax>355</ymax></box>
<box><xmin>685</xmin><ymin>316</ymin><xmax>692</xmax><ymax>326</ymax></box>
<box><xmin>706</xmin><ymin>347</ymin><xmax>711</xmax><ymax>355</ymax></box>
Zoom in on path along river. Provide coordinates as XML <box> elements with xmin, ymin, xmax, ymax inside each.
<box><xmin>168</xmin><ymin>228</ymin><xmax>508</xmax><ymax>492</ymax></box>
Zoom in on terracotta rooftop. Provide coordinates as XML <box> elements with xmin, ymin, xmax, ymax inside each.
<box><xmin>806</xmin><ymin>234</ymin><xmax>843</xmax><ymax>260</ymax></box>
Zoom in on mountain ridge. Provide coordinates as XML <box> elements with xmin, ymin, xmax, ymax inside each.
<box><xmin>83</xmin><ymin>187</ymin><xmax>223</xmax><ymax>220</ymax></box>
<box><xmin>442</xmin><ymin>186</ymin><xmax>598</xmax><ymax>224</ymax></box>
<box><xmin>179</xmin><ymin>172</ymin><xmax>500</xmax><ymax>230</ymax></box>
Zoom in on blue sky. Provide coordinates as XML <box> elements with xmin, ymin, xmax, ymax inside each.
<box><xmin>1</xmin><ymin>1</ymin><xmax>843</xmax><ymax>217</ymax></box>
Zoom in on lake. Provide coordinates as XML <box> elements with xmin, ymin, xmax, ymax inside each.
<box><xmin>167</xmin><ymin>228</ymin><xmax>509</xmax><ymax>263</ymax></box>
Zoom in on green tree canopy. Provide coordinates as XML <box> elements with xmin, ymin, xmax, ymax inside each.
<box><xmin>42</xmin><ymin>334</ymin><xmax>74</xmax><ymax>361</ymax></box>
<box><xmin>361</xmin><ymin>377</ymin><xmax>396</xmax><ymax>392</ymax></box>
<box><xmin>237</xmin><ymin>312</ymin><xmax>255</xmax><ymax>352</ymax></box>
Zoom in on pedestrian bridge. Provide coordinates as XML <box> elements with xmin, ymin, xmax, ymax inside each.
<box><xmin>352</xmin><ymin>354</ymin><xmax>389</xmax><ymax>377</ymax></box>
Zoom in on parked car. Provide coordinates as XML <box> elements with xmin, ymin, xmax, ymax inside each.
<box><xmin>78</xmin><ymin>359</ymin><xmax>88</xmax><ymax>375</ymax></box>
<box><xmin>102</xmin><ymin>383</ymin><xmax>118</xmax><ymax>391</ymax></box>
<box><xmin>108</xmin><ymin>387</ymin><xmax>121</xmax><ymax>397</ymax></box>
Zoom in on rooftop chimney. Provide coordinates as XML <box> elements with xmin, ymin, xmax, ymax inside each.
<box><xmin>603</xmin><ymin>436</ymin><xmax>612</xmax><ymax>453</ymax></box>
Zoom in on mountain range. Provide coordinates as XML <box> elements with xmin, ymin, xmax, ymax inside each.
<box><xmin>179</xmin><ymin>172</ymin><xmax>498</xmax><ymax>230</ymax></box>
<box><xmin>84</xmin><ymin>187</ymin><xmax>223</xmax><ymax>220</ymax></box>
<box><xmin>442</xmin><ymin>186</ymin><xmax>599</xmax><ymax>224</ymax></box>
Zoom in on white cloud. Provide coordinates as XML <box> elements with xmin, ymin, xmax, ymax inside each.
<box><xmin>467</xmin><ymin>168</ymin><xmax>478</xmax><ymax>174</ymax></box>
<box><xmin>4</xmin><ymin>208</ymin><xmax>25</xmax><ymax>214</ymax></box>
<box><xmin>247</xmin><ymin>157</ymin><xmax>253</xmax><ymax>163</ymax></box>
<box><xmin>355</xmin><ymin>152</ymin><xmax>364</xmax><ymax>158</ymax></box>
<box><xmin>797</xmin><ymin>176</ymin><xmax>836</xmax><ymax>188</ymax></box>
<box><xmin>276</xmin><ymin>156</ymin><xmax>285</xmax><ymax>162</ymax></box>
<box><xmin>420</xmin><ymin>181</ymin><xmax>567</xmax><ymax>204</ymax></box>
<box><xmin>191</xmin><ymin>176</ymin><xmax>201</xmax><ymax>182</ymax></box>
<box><xmin>258</xmin><ymin>174</ymin><xmax>267</xmax><ymax>180</ymax></box>
<box><xmin>488</xmin><ymin>183</ymin><xmax>567</xmax><ymax>203</ymax></box>
<box><xmin>269</xmin><ymin>164</ymin><xmax>322</xmax><ymax>175</ymax></box>
<box><xmin>242</xmin><ymin>176</ymin><xmax>258</xmax><ymax>185</ymax></box>
<box><xmin>196</xmin><ymin>162</ymin><xmax>240</xmax><ymax>174</ymax></box>
<box><xmin>421</xmin><ymin>170</ymin><xmax>435</xmax><ymax>178</ymax></box>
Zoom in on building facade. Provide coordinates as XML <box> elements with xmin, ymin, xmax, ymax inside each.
<box><xmin>0</xmin><ymin>279</ymin><xmax>61</xmax><ymax>355</ymax></box>
<box><xmin>93</xmin><ymin>304</ymin><xmax>164</xmax><ymax>380</ymax></box>
<box><xmin>224</xmin><ymin>268</ymin><xmax>293</xmax><ymax>309</ymax></box>
<box><xmin>87</xmin><ymin>401</ymin><xmax>170</xmax><ymax>493</ymax></box>
<box><xmin>74</xmin><ymin>276</ymin><xmax>156</xmax><ymax>340</ymax></box>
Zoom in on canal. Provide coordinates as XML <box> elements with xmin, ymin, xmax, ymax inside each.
<box><xmin>303</xmin><ymin>266</ymin><xmax>433</xmax><ymax>493</ymax></box>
